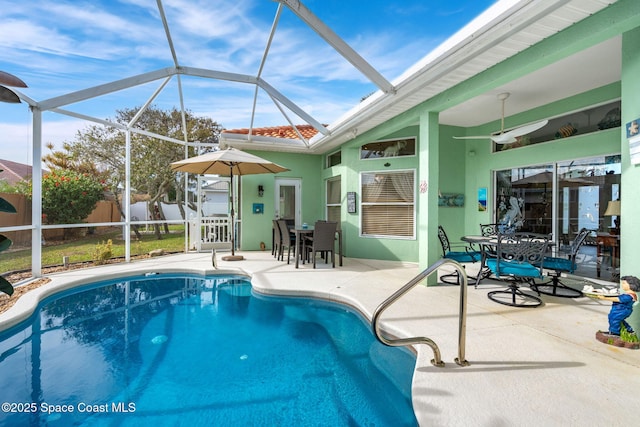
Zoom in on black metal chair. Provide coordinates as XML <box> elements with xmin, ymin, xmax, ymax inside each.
<box><xmin>532</xmin><ymin>228</ymin><xmax>591</xmax><ymax>298</ymax></box>
<box><xmin>437</xmin><ymin>226</ymin><xmax>481</xmax><ymax>285</ymax></box>
<box><xmin>479</xmin><ymin>223</ymin><xmax>499</xmax><ymax>237</ymax></box>
<box><xmin>474</xmin><ymin>223</ymin><xmax>500</xmax><ymax>285</ymax></box>
<box><xmin>303</xmin><ymin>221</ymin><xmax>338</xmax><ymax>268</ymax></box>
<box><xmin>486</xmin><ymin>232</ymin><xmax>549</xmax><ymax>307</ymax></box>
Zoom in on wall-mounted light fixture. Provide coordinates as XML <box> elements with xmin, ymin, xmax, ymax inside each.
<box><xmin>258</xmin><ymin>185</ymin><xmax>264</xmax><ymax>197</ymax></box>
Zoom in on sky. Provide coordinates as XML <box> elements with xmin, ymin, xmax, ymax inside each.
<box><xmin>0</xmin><ymin>0</ymin><xmax>496</xmax><ymax>166</ymax></box>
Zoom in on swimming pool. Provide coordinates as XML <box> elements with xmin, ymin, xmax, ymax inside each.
<box><xmin>0</xmin><ymin>274</ymin><xmax>417</xmax><ymax>426</ymax></box>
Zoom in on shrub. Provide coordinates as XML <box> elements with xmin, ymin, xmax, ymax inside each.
<box><xmin>93</xmin><ymin>239</ymin><xmax>113</xmax><ymax>265</ymax></box>
<box><xmin>38</xmin><ymin>170</ymin><xmax>105</xmax><ymax>225</ymax></box>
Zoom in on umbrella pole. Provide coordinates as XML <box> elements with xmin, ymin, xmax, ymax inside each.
<box><xmin>222</xmin><ymin>165</ymin><xmax>244</xmax><ymax>261</ymax></box>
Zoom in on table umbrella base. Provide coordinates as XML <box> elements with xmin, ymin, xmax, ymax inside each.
<box><xmin>222</xmin><ymin>255</ymin><xmax>245</xmax><ymax>261</ymax></box>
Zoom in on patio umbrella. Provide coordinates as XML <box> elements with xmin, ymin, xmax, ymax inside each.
<box><xmin>0</xmin><ymin>70</ymin><xmax>28</xmax><ymax>104</ymax></box>
<box><xmin>512</xmin><ymin>171</ymin><xmax>593</xmax><ymax>188</ymax></box>
<box><xmin>170</xmin><ymin>148</ymin><xmax>289</xmax><ymax>260</ymax></box>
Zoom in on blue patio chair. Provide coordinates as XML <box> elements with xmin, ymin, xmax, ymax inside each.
<box><xmin>532</xmin><ymin>227</ymin><xmax>591</xmax><ymax>298</ymax></box>
<box><xmin>437</xmin><ymin>225</ymin><xmax>481</xmax><ymax>285</ymax></box>
<box><xmin>486</xmin><ymin>232</ymin><xmax>549</xmax><ymax>307</ymax></box>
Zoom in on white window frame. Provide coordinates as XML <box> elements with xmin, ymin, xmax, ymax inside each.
<box><xmin>359</xmin><ymin>137</ymin><xmax>417</xmax><ymax>160</ymax></box>
<box><xmin>326</xmin><ymin>150</ymin><xmax>342</xmax><ymax>168</ymax></box>
<box><xmin>326</xmin><ymin>176</ymin><xmax>341</xmax><ymax>223</ymax></box>
<box><xmin>359</xmin><ymin>169</ymin><xmax>416</xmax><ymax>239</ymax></box>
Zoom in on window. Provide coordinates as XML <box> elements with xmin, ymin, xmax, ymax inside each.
<box><xmin>360</xmin><ymin>137</ymin><xmax>416</xmax><ymax>160</ymax></box>
<box><xmin>496</xmin><ymin>100</ymin><xmax>621</xmax><ymax>152</ymax></box>
<box><xmin>326</xmin><ymin>177</ymin><xmax>341</xmax><ymax>223</ymax></box>
<box><xmin>326</xmin><ymin>150</ymin><xmax>341</xmax><ymax>168</ymax></box>
<box><xmin>360</xmin><ymin>170</ymin><xmax>415</xmax><ymax>238</ymax></box>
<box><xmin>494</xmin><ymin>155</ymin><xmax>621</xmax><ymax>238</ymax></box>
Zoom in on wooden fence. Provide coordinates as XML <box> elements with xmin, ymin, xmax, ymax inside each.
<box><xmin>0</xmin><ymin>193</ymin><xmax>120</xmax><ymax>246</ymax></box>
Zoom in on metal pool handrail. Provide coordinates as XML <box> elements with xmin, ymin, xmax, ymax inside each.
<box><xmin>371</xmin><ymin>258</ymin><xmax>469</xmax><ymax>368</ymax></box>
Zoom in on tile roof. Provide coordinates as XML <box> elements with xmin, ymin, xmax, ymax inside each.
<box><xmin>0</xmin><ymin>159</ymin><xmax>33</xmax><ymax>185</ymax></box>
<box><xmin>222</xmin><ymin>124</ymin><xmax>320</xmax><ymax>140</ymax></box>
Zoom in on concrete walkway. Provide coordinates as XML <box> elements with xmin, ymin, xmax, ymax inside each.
<box><xmin>2</xmin><ymin>251</ymin><xmax>638</xmax><ymax>426</ymax></box>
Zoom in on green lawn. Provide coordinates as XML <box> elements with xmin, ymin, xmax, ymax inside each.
<box><xmin>1</xmin><ymin>226</ymin><xmax>186</xmax><ymax>274</ymax></box>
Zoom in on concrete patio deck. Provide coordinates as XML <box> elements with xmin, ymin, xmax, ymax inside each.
<box><xmin>2</xmin><ymin>251</ymin><xmax>638</xmax><ymax>426</ymax></box>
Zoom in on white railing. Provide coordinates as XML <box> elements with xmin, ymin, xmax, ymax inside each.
<box><xmin>203</xmin><ymin>217</ymin><xmax>231</xmax><ymax>243</ymax></box>
<box><xmin>189</xmin><ymin>216</ymin><xmax>232</xmax><ymax>252</ymax></box>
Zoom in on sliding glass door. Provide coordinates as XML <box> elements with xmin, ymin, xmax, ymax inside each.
<box><xmin>495</xmin><ymin>155</ymin><xmax>621</xmax><ymax>280</ymax></box>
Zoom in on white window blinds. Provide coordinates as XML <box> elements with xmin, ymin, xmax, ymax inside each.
<box><xmin>361</xmin><ymin>170</ymin><xmax>415</xmax><ymax>238</ymax></box>
<box><xmin>326</xmin><ymin>177</ymin><xmax>341</xmax><ymax>223</ymax></box>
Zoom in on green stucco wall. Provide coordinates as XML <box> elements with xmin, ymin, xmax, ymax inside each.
<box><xmin>234</xmin><ymin>0</ymin><xmax>640</xmax><ymax>281</ymax></box>
<box><xmin>239</xmin><ymin>151</ymin><xmax>322</xmax><ymax>251</ymax></box>
<box><xmin>461</xmin><ymin>83</ymin><xmax>622</xmax><ymax>237</ymax></box>
<box><xmin>621</xmin><ymin>26</ymin><xmax>640</xmax><ymax>332</ymax></box>
<box><xmin>322</xmin><ymin>126</ymin><xmax>421</xmax><ymax>262</ymax></box>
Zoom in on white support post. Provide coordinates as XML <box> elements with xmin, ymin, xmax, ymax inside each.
<box><xmin>31</xmin><ymin>107</ymin><xmax>43</xmax><ymax>277</ymax></box>
<box><xmin>125</xmin><ymin>130</ymin><xmax>131</xmax><ymax>261</ymax></box>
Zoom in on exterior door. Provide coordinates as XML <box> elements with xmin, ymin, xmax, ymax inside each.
<box><xmin>275</xmin><ymin>178</ymin><xmax>301</xmax><ymax>227</ymax></box>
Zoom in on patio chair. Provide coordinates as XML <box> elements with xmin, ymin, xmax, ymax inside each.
<box><xmin>532</xmin><ymin>227</ymin><xmax>590</xmax><ymax>298</ymax></box>
<box><xmin>437</xmin><ymin>226</ymin><xmax>481</xmax><ymax>285</ymax></box>
<box><xmin>276</xmin><ymin>219</ymin><xmax>298</xmax><ymax>264</ymax></box>
<box><xmin>303</xmin><ymin>221</ymin><xmax>338</xmax><ymax>268</ymax></box>
<box><xmin>272</xmin><ymin>220</ymin><xmax>282</xmax><ymax>259</ymax></box>
<box><xmin>479</xmin><ymin>223</ymin><xmax>499</xmax><ymax>237</ymax></box>
<box><xmin>486</xmin><ymin>232</ymin><xmax>549</xmax><ymax>307</ymax></box>
<box><xmin>474</xmin><ymin>223</ymin><xmax>500</xmax><ymax>285</ymax></box>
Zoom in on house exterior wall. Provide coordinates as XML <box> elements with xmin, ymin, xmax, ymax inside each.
<box><xmin>236</xmin><ymin>1</ymin><xmax>640</xmax><ymax>283</ymax></box>
<box><xmin>461</xmin><ymin>84</ymin><xmax>622</xmax><ymax>237</ymax></box>
<box><xmin>239</xmin><ymin>151</ymin><xmax>323</xmax><ymax>251</ymax></box>
<box><xmin>620</xmin><ymin>26</ymin><xmax>640</xmax><ymax>332</ymax></box>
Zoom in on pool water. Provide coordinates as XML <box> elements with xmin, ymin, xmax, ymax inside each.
<box><xmin>0</xmin><ymin>274</ymin><xmax>417</xmax><ymax>426</ymax></box>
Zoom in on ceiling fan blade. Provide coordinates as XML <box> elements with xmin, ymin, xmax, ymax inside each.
<box><xmin>454</xmin><ymin>114</ymin><xmax>548</xmax><ymax>144</ymax></box>
<box><xmin>491</xmin><ymin>119</ymin><xmax>548</xmax><ymax>144</ymax></box>
<box><xmin>452</xmin><ymin>135</ymin><xmax>493</xmax><ymax>140</ymax></box>
<box><xmin>502</xmin><ymin>119</ymin><xmax>549</xmax><ymax>139</ymax></box>
<box><xmin>491</xmin><ymin>134</ymin><xmax>518</xmax><ymax>144</ymax></box>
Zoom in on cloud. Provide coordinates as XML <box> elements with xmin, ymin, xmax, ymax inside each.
<box><xmin>0</xmin><ymin>118</ymin><xmax>91</xmax><ymax>164</ymax></box>
<box><xmin>0</xmin><ymin>0</ymin><xmax>490</xmax><ymax>158</ymax></box>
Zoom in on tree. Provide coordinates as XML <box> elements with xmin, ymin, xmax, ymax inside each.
<box><xmin>61</xmin><ymin>106</ymin><xmax>221</xmax><ymax>239</ymax></box>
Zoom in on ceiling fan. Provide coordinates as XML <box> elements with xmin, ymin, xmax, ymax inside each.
<box><xmin>453</xmin><ymin>92</ymin><xmax>548</xmax><ymax>144</ymax></box>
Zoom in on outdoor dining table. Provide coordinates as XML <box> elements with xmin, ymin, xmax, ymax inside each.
<box><xmin>291</xmin><ymin>225</ymin><xmax>343</xmax><ymax>268</ymax></box>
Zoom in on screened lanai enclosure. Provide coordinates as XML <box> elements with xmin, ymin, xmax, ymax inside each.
<box><xmin>0</xmin><ymin>0</ymin><xmax>630</xmax><ymax>283</ymax></box>
<box><xmin>1</xmin><ymin>0</ymin><xmax>404</xmax><ymax>278</ymax></box>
